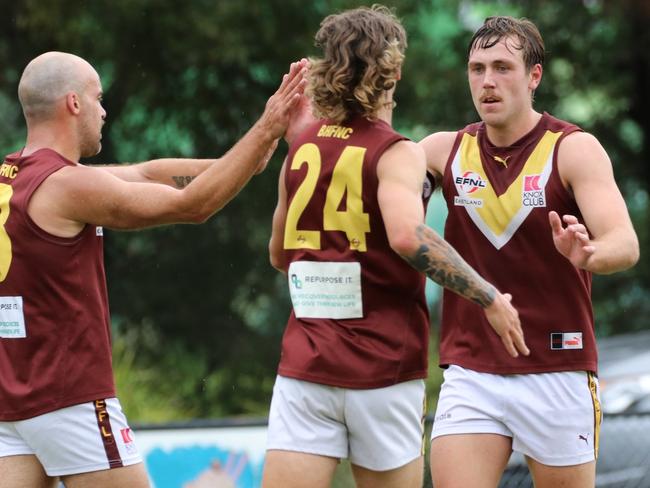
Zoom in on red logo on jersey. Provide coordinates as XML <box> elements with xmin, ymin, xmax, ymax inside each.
<box><xmin>455</xmin><ymin>171</ymin><xmax>486</xmax><ymax>194</ymax></box>
<box><xmin>121</xmin><ymin>427</ymin><xmax>133</xmax><ymax>443</ymax></box>
<box><xmin>524</xmin><ymin>175</ymin><xmax>542</xmax><ymax>191</ymax></box>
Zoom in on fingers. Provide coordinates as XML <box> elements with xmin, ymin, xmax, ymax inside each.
<box><xmin>548</xmin><ymin>211</ymin><xmax>562</xmax><ymax>234</ymax></box>
<box><xmin>502</xmin><ymin>336</ymin><xmax>519</xmax><ymax>358</ymax></box>
<box><xmin>277</xmin><ymin>60</ymin><xmax>309</xmax><ymax>98</ymax></box>
<box><xmin>562</xmin><ymin>214</ymin><xmax>579</xmax><ymax>225</ymax></box>
<box><xmin>513</xmin><ymin>329</ymin><xmax>530</xmax><ymax>356</ymax></box>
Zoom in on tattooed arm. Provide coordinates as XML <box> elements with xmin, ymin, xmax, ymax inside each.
<box><xmin>406</xmin><ymin>224</ymin><xmax>496</xmax><ymax>307</ymax></box>
<box><xmin>377</xmin><ymin>140</ymin><xmax>529</xmax><ymax>358</ymax></box>
<box><xmin>96</xmin><ymin>139</ymin><xmax>278</xmax><ymax>189</ymax></box>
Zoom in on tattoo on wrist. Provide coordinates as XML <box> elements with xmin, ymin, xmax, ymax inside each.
<box><xmin>172</xmin><ymin>175</ymin><xmax>196</xmax><ymax>188</ymax></box>
<box><xmin>405</xmin><ymin>224</ymin><xmax>496</xmax><ymax>307</ymax></box>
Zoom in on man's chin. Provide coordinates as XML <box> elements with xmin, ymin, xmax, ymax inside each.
<box><xmin>81</xmin><ymin>143</ymin><xmax>102</xmax><ymax>158</ymax></box>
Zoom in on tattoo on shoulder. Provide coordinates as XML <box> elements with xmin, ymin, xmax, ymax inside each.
<box><xmin>405</xmin><ymin>224</ymin><xmax>496</xmax><ymax>308</ymax></box>
<box><xmin>172</xmin><ymin>175</ymin><xmax>196</xmax><ymax>188</ymax></box>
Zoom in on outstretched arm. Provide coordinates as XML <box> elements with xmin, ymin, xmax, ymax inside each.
<box><xmin>377</xmin><ymin>140</ymin><xmax>529</xmax><ymax>358</ymax></box>
<box><xmin>29</xmin><ymin>60</ymin><xmax>308</xmax><ymax>235</ymax></box>
<box><xmin>97</xmin><ymin>140</ymin><xmax>279</xmax><ymax>188</ymax></box>
<box><xmin>553</xmin><ymin>132</ymin><xmax>639</xmax><ymax>274</ymax></box>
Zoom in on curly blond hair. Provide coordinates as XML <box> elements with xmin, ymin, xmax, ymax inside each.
<box><xmin>308</xmin><ymin>4</ymin><xmax>406</xmax><ymax>124</ymax></box>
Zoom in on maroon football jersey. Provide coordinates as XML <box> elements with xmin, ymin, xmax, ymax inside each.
<box><xmin>0</xmin><ymin>148</ymin><xmax>115</xmax><ymax>420</ymax></box>
<box><xmin>277</xmin><ymin>115</ymin><xmax>432</xmax><ymax>388</ymax></box>
<box><xmin>440</xmin><ymin>112</ymin><xmax>596</xmax><ymax>374</ymax></box>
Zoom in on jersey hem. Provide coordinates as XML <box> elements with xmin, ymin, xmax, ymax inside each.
<box><xmin>0</xmin><ymin>389</ymin><xmax>117</xmax><ymax>421</ymax></box>
<box><xmin>439</xmin><ymin>358</ymin><xmax>597</xmax><ymax>375</ymax></box>
<box><xmin>277</xmin><ymin>368</ymin><xmax>427</xmax><ymax>389</ymax></box>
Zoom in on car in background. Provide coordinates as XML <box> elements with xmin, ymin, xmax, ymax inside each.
<box><xmin>598</xmin><ymin>329</ymin><xmax>650</xmax><ymax>414</ymax></box>
<box><xmin>500</xmin><ymin>330</ymin><xmax>650</xmax><ymax>488</ymax></box>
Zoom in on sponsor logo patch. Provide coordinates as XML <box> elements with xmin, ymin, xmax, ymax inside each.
<box><xmin>522</xmin><ymin>174</ymin><xmax>546</xmax><ymax>207</ymax></box>
<box><xmin>96</xmin><ymin>226</ymin><xmax>103</xmax><ymax>236</ymax></box>
<box><xmin>550</xmin><ymin>332</ymin><xmax>583</xmax><ymax>350</ymax></box>
<box><xmin>455</xmin><ymin>171</ymin><xmax>487</xmax><ymax>194</ymax></box>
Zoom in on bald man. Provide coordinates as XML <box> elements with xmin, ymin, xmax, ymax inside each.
<box><xmin>0</xmin><ymin>51</ymin><xmax>306</xmax><ymax>488</ymax></box>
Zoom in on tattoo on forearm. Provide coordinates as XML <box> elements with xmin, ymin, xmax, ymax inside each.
<box><xmin>405</xmin><ymin>224</ymin><xmax>496</xmax><ymax>307</ymax></box>
<box><xmin>172</xmin><ymin>175</ymin><xmax>196</xmax><ymax>188</ymax></box>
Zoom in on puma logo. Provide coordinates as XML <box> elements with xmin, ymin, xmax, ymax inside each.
<box><xmin>578</xmin><ymin>434</ymin><xmax>589</xmax><ymax>445</ymax></box>
<box><xmin>493</xmin><ymin>155</ymin><xmax>511</xmax><ymax>167</ymax></box>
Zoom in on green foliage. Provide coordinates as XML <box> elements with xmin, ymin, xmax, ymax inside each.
<box><xmin>2</xmin><ymin>0</ymin><xmax>649</xmax><ymax>420</ymax></box>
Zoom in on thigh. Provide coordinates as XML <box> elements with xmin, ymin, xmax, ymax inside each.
<box><xmin>507</xmin><ymin>371</ymin><xmax>601</xmax><ymax>466</ymax></box>
<box><xmin>430</xmin><ymin>433</ymin><xmax>512</xmax><ymax>488</ymax></box>
<box><xmin>345</xmin><ymin>379</ymin><xmax>426</xmax><ymax>471</ymax></box>
<box><xmin>431</xmin><ymin>366</ymin><xmax>512</xmax><ymax>440</ymax></box>
<box><xmin>527</xmin><ymin>458</ymin><xmax>595</xmax><ymax>488</ymax></box>
<box><xmin>266</xmin><ymin>376</ymin><xmax>347</xmax><ymax>459</ymax></box>
<box><xmin>262</xmin><ymin>450</ymin><xmax>338</xmax><ymax>488</ymax></box>
<box><xmin>0</xmin><ymin>454</ymin><xmax>58</xmax><ymax>488</ymax></box>
<box><xmin>352</xmin><ymin>456</ymin><xmax>423</xmax><ymax>488</ymax></box>
<box><xmin>61</xmin><ymin>463</ymin><xmax>149</xmax><ymax>488</ymax></box>
<box><xmin>17</xmin><ymin>398</ymin><xmax>143</xmax><ymax>477</ymax></box>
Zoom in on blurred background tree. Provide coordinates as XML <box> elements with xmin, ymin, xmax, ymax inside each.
<box><xmin>0</xmin><ymin>0</ymin><xmax>648</xmax><ymax>421</ymax></box>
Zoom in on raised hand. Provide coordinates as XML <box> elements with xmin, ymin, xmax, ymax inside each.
<box><xmin>549</xmin><ymin>211</ymin><xmax>595</xmax><ymax>269</ymax></box>
<box><xmin>259</xmin><ymin>59</ymin><xmax>309</xmax><ymax>140</ymax></box>
<box><xmin>484</xmin><ymin>292</ymin><xmax>529</xmax><ymax>358</ymax></box>
<box><xmin>285</xmin><ymin>88</ymin><xmax>317</xmax><ymax>145</ymax></box>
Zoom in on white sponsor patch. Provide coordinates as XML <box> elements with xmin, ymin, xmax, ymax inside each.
<box><xmin>551</xmin><ymin>332</ymin><xmax>583</xmax><ymax>350</ymax></box>
<box><xmin>96</xmin><ymin>226</ymin><xmax>103</xmax><ymax>236</ymax></box>
<box><xmin>454</xmin><ymin>196</ymin><xmax>483</xmax><ymax>207</ymax></box>
<box><xmin>288</xmin><ymin>261</ymin><xmax>362</xmax><ymax>319</ymax></box>
<box><xmin>522</xmin><ymin>174</ymin><xmax>546</xmax><ymax>208</ymax></box>
<box><xmin>0</xmin><ymin>296</ymin><xmax>26</xmax><ymax>338</ymax></box>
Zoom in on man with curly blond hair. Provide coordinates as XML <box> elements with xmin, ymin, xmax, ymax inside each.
<box><xmin>263</xmin><ymin>6</ymin><xmax>528</xmax><ymax>488</ymax></box>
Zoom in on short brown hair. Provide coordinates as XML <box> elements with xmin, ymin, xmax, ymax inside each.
<box><xmin>309</xmin><ymin>4</ymin><xmax>406</xmax><ymax>124</ymax></box>
<box><xmin>468</xmin><ymin>16</ymin><xmax>545</xmax><ymax>70</ymax></box>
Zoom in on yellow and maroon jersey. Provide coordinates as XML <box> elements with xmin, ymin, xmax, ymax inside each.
<box><xmin>440</xmin><ymin>112</ymin><xmax>596</xmax><ymax>374</ymax></box>
<box><xmin>0</xmin><ymin>149</ymin><xmax>115</xmax><ymax>420</ymax></box>
<box><xmin>278</xmin><ymin>115</ymin><xmax>433</xmax><ymax>388</ymax></box>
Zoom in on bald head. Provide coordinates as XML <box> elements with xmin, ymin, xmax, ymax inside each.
<box><xmin>18</xmin><ymin>51</ymin><xmax>98</xmax><ymax>122</ymax></box>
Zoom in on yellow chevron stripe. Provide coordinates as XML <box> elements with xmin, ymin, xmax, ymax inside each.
<box><xmin>458</xmin><ymin>130</ymin><xmax>562</xmax><ymax>236</ymax></box>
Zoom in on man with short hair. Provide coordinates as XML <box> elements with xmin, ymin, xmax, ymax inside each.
<box><xmin>420</xmin><ymin>16</ymin><xmax>639</xmax><ymax>487</ymax></box>
<box><xmin>0</xmin><ymin>51</ymin><xmax>306</xmax><ymax>488</ymax></box>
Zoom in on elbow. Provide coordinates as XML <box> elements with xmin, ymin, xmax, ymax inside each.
<box><xmin>623</xmin><ymin>240</ymin><xmax>640</xmax><ymax>270</ymax></box>
<box><xmin>270</xmin><ymin>252</ymin><xmax>287</xmax><ymax>274</ymax></box>
<box><xmin>387</xmin><ymin>227</ymin><xmax>421</xmax><ymax>261</ymax></box>
<box><xmin>269</xmin><ymin>242</ymin><xmax>287</xmax><ymax>273</ymax></box>
<box><xmin>179</xmin><ymin>201</ymin><xmax>218</xmax><ymax>224</ymax></box>
<box><xmin>616</xmin><ymin>234</ymin><xmax>640</xmax><ymax>272</ymax></box>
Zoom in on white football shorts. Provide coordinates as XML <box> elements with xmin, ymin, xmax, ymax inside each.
<box><xmin>0</xmin><ymin>397</ymin><xmax>142</xmax><ymax>476</ymax></box>
<box><xmin>266</xmin><ymin>375</ymin><xmax>426</xmax><ymax>471</ymax></box>
<box><xmin>431</xmin><ymin>365</ymin><xmax>602</xmax><ymax>466</ymax></box>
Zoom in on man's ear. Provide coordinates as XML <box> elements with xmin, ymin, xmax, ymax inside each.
<box><xmin>66</xmin><ymin>92</ymin><xmax>81</xmax><ymax>115</ymax></box>
<box><xmin>529</xmin><ymin>63</ymin><xmax>542</xmax><ymax>91</ymax></box>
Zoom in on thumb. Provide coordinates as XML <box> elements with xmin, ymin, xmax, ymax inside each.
<box><xmin>502</xmin><ymin>293</ymin><xmax>512</xmax><ymax>302</ymax></box>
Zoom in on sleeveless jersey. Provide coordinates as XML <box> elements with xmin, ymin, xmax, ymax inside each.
<box><xmin>0</xmin><ymin>148</ymin><xmax>115</xmax><ymax>421</ymax></box>
<box><xmin>440</xmin><ymin>112</ymin><xmax>596</xmax><ymax>374</ymax></box>
<box><xmin>278</xmin><ymin>116</ymin><xmax>433</xmax><ymax>388</ymax></box>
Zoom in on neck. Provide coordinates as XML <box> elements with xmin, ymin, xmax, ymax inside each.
<box><xmin>485</xmin><ymin>109</ymin><xmax>542</xmax><ymax>147</ymax></box>
<box><xmin>376</xmin><ymin>101</ymin><xmax>394</xmax><ymax>126</ymax></box>
<box><xmin>22</xmin><ymin>121</ymin><xmax>80</xmax><ymax>162</ymax></box>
